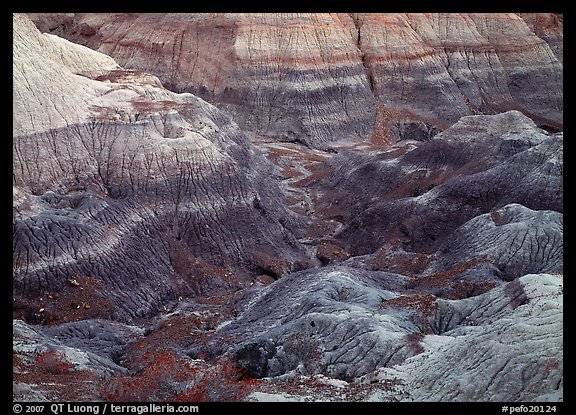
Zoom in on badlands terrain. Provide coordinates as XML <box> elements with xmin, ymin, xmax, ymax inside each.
<box><xmin>13</xmin><ymin>13</ymin><xmax>562</xmax><ymax>402</ymax></box>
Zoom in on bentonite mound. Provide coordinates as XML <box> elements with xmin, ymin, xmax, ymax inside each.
<box><xmin>223</xmin><ymin>270</ymin><xmax>562</xmax><ymax>401</ymax></box>
<box><xmin>13</xmin><ymin>12</ymin><xmax>562</xmax><ymax>403</ymax></box>
<box><xmin>13</xmin><ymin>13</ymin><xmax>310</xmax><ymax>323</ymax></box>
<box><xmin>309</xmin><ymin>111</ymin><xmax>562</xmax><ymax>258</ymax></box>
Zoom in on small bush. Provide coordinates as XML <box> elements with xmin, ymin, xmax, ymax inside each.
<box><xmin>174</xmin><ymin>356</ymin><xmax>260</xmax><ymax>402</ymax></box>
<box><xmin>101</xmin><ymin>351</ymin><xmax>259</xmax><ymax>402</ymax></box>
<box><xmin>404</xmin><ymin>332</ymin><xmax>425</xmax><ymax>355</ymax></box>
<box><xmin>35</xmin><ymin>350</ymin><xmax>73</xmax><ymax>375</ymax></box>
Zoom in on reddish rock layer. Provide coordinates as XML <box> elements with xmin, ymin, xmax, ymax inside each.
<box><xmin>29</xmin><ymin>13</ymin><xmax>562</xmax><ymax>147</ymax></box>
<box><xmin>354</xmin><ymin>13</ymin><xmax>563</xmax><ymax>137</ymax></box>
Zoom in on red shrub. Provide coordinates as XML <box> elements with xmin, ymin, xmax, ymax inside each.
<box><xmin>100</xmin><ymin>350</ymin><xmax>192</xmax><ymax>402</ymax></box>
<box><xmin>35</xmin><ymin>350</ymin><xmax>73</xmax><ymax>375</ymax></box>
<box><xmin>174</xmin><ymin>356</ymin><xmax>259</xmax><ymax>402</ymax></box>
<box><xmin>405</xmin><ymin>332</ymin><xmax>425</xmax><ymax>355</ymax></box>
<box><xmin>100</xmin><ymin>351</ymin><xmax>259</xmax><ymax>402</ymax></box>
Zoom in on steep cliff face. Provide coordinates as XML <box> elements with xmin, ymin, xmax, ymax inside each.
<box><xmin>519</xmin><ymin>13</ymin><xmax>563</xmax><ymax>63</ymax></box>
<box><xmin>29</xmin><ymin>12</ymin><xmax>562</xmax><ymax>147</ymax></box>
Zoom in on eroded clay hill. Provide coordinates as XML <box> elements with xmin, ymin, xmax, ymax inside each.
<box><xmin>13</xmin><ymin>13</ymin><xmax>309</xmax><ymax>323</ymax></box>
<box><xmin>13</xmin><ymin>13</ymin><xmax>562</xmax><ymax>403</ymax></box>
<box><xmin>28</xmin><ymin>13</ymin><xmax>563</xmax><ymax>147</ymax></box>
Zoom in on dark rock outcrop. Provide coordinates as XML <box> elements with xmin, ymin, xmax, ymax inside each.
<box><xmin>225</xmin><ymin>266</ymin><xmax>415</xmax><ymax>380</ymax></box>
<box><xmin>218</xmin><ymin>267</ymin><xmax>562</xmax><ymax>401</ymax></box>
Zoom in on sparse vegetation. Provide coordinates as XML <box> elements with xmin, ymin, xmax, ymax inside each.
<box><xmin>100</xmin><ymin>351</ymin><xmax>259</xmax><ymax>402</ymax></box>
<box><xmin>35</xmin><ymin>349</ymin><xmax>73</xmax><ymax>375</ymax></box>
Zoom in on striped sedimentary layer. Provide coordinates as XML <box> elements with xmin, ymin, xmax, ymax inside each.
<box><xmin>29</xmin><ymin>12</ymin><xmax>562</xmax><ymax>147</ymax></box>
<box><xmin>13</xmin><ymin>13</ymin><xmax>308</xmax><ymax>322</ymax></box>
<box><xmin>34</xmin><ymin>13</ymin><xmax>374</xmax><ymax>148</ymax></box>
<box><xmin>218</xmin><ymin>14</ymin><xmax>376</xmax><ymax>147</ymax></box>
<box><xmin>354</xmin><ymin>13</ymin><xmax>563</xmax><ymax>139</ymax></box>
